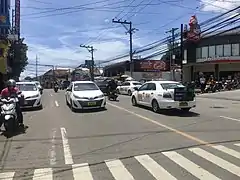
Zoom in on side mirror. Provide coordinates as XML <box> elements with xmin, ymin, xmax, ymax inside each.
<box><xmin>133</xmin><ymin>87</ymin><xmax>139</xmax><ymax>91</ymax></box>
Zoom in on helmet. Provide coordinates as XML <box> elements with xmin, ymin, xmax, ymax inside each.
<box><xmin>7</xmin><ymin>79</ymin><xmax>16</xmax><ymax>87</ymax></box>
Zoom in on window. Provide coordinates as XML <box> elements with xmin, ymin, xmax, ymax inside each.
<box><xmin>216</xmin><ymin>45</ymin><xmax>223</xmax><ymax>57</ymax></box>
<box><xmin>196</xmin><ymin>47</ymin><xmax>201</xmax><ymax>59</ymax></box>
<box><xmin>132</xmin><ymin>82</ymin><xmax>142</xmax><ymax>86</ymax></box>
<box><xmin>138</xmin><ymin>83</ymin><xmax>149</xmax><ymax>91</ymax></box>
<box><xmin>73</xmin><ymin>83</ymin><xmax>99</xmax><ymax>91</ymax></box>
<box><xmin>148</xmin><ymin>83</ymin><xmax>156</xmax><ymax>90</ymax></box>
<box><xmin>224</xmin><ymin>44</ymin><xmax>231</xmax><ymax>56</ymax></box>
<box><xmin>201</xmin><ymin>47</ymin><xmax>208</xmax><ymax>58</ymax></box>
<box><xmin>124</xmin><ymin>82</ymin><xmax>130</xmax><ymax>86</ymax></box>
<box><xmin>209</xmin><ymin>46</ymin><xmax>215</xmax><ymax>58</ymax></box>
<box><xmin>160</xmin><ymin>83</ymin><xmax>184</xmax><ymax>90</ymax></box>
<box><xmin>232</xmin><ymin>44</ymin><xmax>239</xmax><ymax>56</ymax></box>
<box><xmin>17</xmin><ymin>84</ymin><xmax>38</xmax><ymax>91</ymax></box>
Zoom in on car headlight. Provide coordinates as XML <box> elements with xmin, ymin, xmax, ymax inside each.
<box><xmin>96</xmin><ymin>94</ymin><xmax>104</xmax><ymax>98</ymax></box>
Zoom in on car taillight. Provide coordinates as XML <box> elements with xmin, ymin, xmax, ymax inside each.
<box><xmin>163</xmin><ymin>92</ymin><xmax>172</xmax><ymax>98</ymax></box>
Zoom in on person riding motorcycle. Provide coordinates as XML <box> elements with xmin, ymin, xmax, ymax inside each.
<box><xmin>107</xmin><ymin>79</ymin><xmax>117</xmax><ymax>95</ymax></box>
<box><xmin>0</xmin><ymin>79</ymin><xmax>24</xmax><ymax>127</ymax></box>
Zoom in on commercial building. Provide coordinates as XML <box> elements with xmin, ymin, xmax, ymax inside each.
<box><xmin>183</xmin><ymin>30</ymin><xmax>240</xmax><ymax>82</ymax></box>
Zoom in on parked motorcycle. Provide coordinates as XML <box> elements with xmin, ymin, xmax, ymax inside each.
<box><xmin>0</xmin><ymin>95</ymin><xmax>20</xmax><ymax>133</ymax></box>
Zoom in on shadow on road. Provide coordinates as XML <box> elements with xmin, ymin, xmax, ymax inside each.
<box><xmin>0</xmin><ymin>125</ymin><xmax>28</xmax><ymax>138</ymax></box>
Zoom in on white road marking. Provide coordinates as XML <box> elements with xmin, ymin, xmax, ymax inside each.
<box><xmin>72</xmin><ymin>163</ymin><xmax>94</xmax><ymax>180</ymax></box>
<box><xmin>49</xmin><ymin>128</ymin><xmax>57</xmax><ymax>165</ymax></box>
<box><xmin>213</xmin><ymin>145</ymin><xmax>240</xmax><ymax>159</ymax></box>
<box><xmin>0</xmin><ymin>172</ymin><xmax>15</xmax><ymax>180</ymax></box>
<box><xmin>235</xmin><ymin>143</ymin><xmax>240</xmax><ymax>147</ymax></box>
<box><xmin>219</xmin><ymin>116</ymin><xmax>240</xmax><ymax>122</ymax></box>
<box><xmin>105</xmin><ymin>159</ymin><xmax>135</xmax><ymax>180</ymax></box>
<box><xmin>60</xmin><ymin>127</ymin><xmax>73</xmax><ymax>164</ymax></box>
<box><xmin>107</xmin><ymin>102</ymin><xmax>210</xmax><ymax>146</ymax></box>
<box><xmin>55</xmin><ymin>100</ymin><xmax>59</xmax><ymax>107</ymax></box>
<box><xmin>33</xmin><ymin>168</ymin><xmax>53</xmax><ymax>180</ymax></box>
<box><xmin>135</xmin><ymin>154</ymin><xmax>177</xmax><ymax>180</ymax></box>
<box><xmin>189</xmin><ymin>148</ymin><xmax>240</xmax><ymax>177</ymax></box>
<box><xmin>163</xmin><ymin>151</ymin><xmax>220</xmax><ymax>180</ymax></box>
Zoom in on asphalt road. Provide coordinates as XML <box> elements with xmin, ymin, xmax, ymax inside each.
<box><xmin>0</xmin><ymin>89</ymin><xmax>240</xmax><ymax>180</ymax></box>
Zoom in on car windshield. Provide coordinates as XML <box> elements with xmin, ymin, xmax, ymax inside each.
<box><xmin>161</xmin><ymin>83</ymin><xmax>184</xmax><ymax>90</ymax></box>
<box><xmin>74</xmin><ymin>83</ymin><xmax>99</xmax><ymax>91</ymax></box>
<box><xmin>133</xmin><ymin>82</ymin><xmax>142</xmax><ymax>86</ymax></box>
<box><xmin>17</xmin><ymin>84</ymin><xmax>38</xmax><ymax>91</ymax></box>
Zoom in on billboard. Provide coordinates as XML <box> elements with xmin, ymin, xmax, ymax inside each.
<box><xmin>15</xmin><ymin>0</ymin><xmax>20</xmax><ymax>36</ymax></box>
<box><xmin>133</xmin><ymin>60</ymin><xmax>169</xmax><ymax>72</ymax></box>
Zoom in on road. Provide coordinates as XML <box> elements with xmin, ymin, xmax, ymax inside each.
<box><xmin>0</xmin><ymin>89</ymin><xmax>240</xmax><ymax>180</ymax></box>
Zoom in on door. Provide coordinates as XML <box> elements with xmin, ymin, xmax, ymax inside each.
<box><xmin>136</xmin><ymin>83</ymin><xmax>149</xmax><ymax>105</ymax></box>
<box><xmin>143</xmin><ymin>83</ymin><xmax>156</xmax><ymax>105</ymax></box>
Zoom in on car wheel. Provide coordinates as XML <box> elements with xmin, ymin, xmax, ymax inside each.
<box><xmin>181</xmin><ymin>108</ymin><xmax>191</xmax><ymax>112</ymax></box>
<box><xmin>152</xmin><ymin>99</ymin><xmax>160</xmax><ymax>113</ymax></box>
<box><xmin>131</xmin><ymin>96</ymin><xmax>137</xmax><ymax>106</ymax></box>
<box><xmin>128</xmin><ymin>90</ymin><xmax>132</xmax><ymax>96</ymax></box>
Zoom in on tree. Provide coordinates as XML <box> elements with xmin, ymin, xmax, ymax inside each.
<box><xmin>8</xmin><ymin>41</ymin><xmax>28</xmax><ymax>78</ymax></box>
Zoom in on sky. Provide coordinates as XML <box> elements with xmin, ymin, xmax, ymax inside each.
<box><xmin>11</xmin><ymin>0</ymin><xmax>240</xmax><ymax>78</ymax></box>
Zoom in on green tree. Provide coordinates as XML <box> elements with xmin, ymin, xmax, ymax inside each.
<box><xmin>8</xmin><ymin>41</ymin><xmax>28</xmax><ymax>78</ymax></box>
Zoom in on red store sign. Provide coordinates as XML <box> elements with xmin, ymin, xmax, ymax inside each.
<box><xmin>134</xmin><ymin>60</ymin><xmax>169</xmax><ymax>72</ymax></box>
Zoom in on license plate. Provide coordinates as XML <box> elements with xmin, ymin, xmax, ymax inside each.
<box><xmin>88</xmin><ymin>102</ymin><xmax>96</xmax><ymax>106</ymax></box>
<box><xmin>179</xmin><ymin>101</ymin><xmax>188</xmax><ymax>106</ymax></box>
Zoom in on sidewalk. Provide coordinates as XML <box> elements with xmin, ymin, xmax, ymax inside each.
<box><xmin>197</xmin><ymin>90</ymin><xmax>240</xmax><ymax>101</ymax></box>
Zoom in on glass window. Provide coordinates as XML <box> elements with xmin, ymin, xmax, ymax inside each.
<box><xmin>196</xmin><ymin>48</ymin><xmax>201</xmax><ymax>59</ymax></box>
<box><xmin>201</xmin><ymin>47</ymin><xmax>208</xmax><ymax>58</ymax></box>
<box><xmin>232</xmin><ymin>44</ymin><xmax>239</xmax><ymax>56</ymax></box>
<box><xmin>17</xmin><ymin>84</ymin><xmax>38</xmax><ymax>91</ymax></box>
<box><xmin>209</xmin><ymin>46</ymin><xmax>215</xmax><ymax>58</ymax></box>
<box><xmin>224</xmin><ymin>44</ymin><xmax>231</xmax><ymax>56</ymax></box>
<box><xmin>138</xmin><ymin>83</ymin><xmax>149</xmax><ymax>91</ymax></box>
<box><xmin>160</xmin><ymin>83</ymin><xmax>184</xmax><ymax>90</ymax></box>
<box><xmin>73</xmin><ymin>83</ymin><xmax>99</xmax><ymax>91</ymax></box>
<box><xmin>148</xmin><ymin>83</ymin><xmax>156</xmax><ymax>90</ymax></box>
<box><xmin>216</xmin><ymin>45</ymin><xmax>223</xmax><ymax>57</ymax></box>
<box><xmin>132</xmin><ymin>82</ymin><xmax>142</xmax><ymax>86</ymax></box>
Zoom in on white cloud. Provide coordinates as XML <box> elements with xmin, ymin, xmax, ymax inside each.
<box><xmin>200</xmin><ymin>0</ymin><xmax>240</xmax><ymax>12</ymax></box>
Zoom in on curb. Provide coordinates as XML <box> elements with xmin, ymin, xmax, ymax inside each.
<box><xmin>197</xmin><ymin>96</ymin><xmax>240</xmax><ymax>101</ymax></box>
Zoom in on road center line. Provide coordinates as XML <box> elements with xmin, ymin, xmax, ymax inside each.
<box><xmin>49</xmin><ymin>128</ymin><xmax>57</xmax><ymax>165</ymax></box>
<box><xmin>219</xmin><ymin>116</ymin><xmax>240</xmax><ymax>122</ymax></box>
<box><xmin>60</xmin><ymin>127</ymin><xmax>73</xmax><ymax>164</ymax></box>
<box><xmin>107</xmin><ymin>102</ymin><xmax>211</xmax><ymax>146</ymax></box>
<box><xmin>55</xmin><ymin>101</ymin><xmax>59</xmax><ymax>107</ymax></box>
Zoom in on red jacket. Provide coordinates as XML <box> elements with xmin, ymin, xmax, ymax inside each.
<box><xmin>1</xmin><ymin>87</ymin><xmax>20</xmax><ymax>98</ymax></box>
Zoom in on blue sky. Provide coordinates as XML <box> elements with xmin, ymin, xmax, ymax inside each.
<box><xmin>12</xmin><ymin>0</ymin><xmax>239</xmax><ymax>77</ymax></box>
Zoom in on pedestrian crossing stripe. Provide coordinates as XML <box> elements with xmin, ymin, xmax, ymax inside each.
<box><xmin>1</xmin><ymin>144</ymin><xmax>240</xmax><ymax>180</ymax></box>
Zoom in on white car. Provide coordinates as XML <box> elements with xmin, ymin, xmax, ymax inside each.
<box><xmin>16</xmin><ymin>82</ymin><xmax>42</xmax><ymax>109</ymax></box>
<box><xmin>116</xmin><ymin>81</ymin><xmax>142</xmax><ymax>96</ymax></box>
<box><xmin>34</xmin><ymin>81</ymin><xmax>43</xmax><ymax>94</ymax></box>
<box><xmin>131</xmin><ymin>81</ymin><xmax>196</xmax><ymax>112</ymax></box>
<box><xmin>65</xmin><ymin>81</ymin><xmax>106</xmax><ymax>111</ymax></box>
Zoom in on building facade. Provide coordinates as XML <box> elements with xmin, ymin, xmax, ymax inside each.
<box><xmin>183</xmin><ymin>30</ymin><xmax>240</xmax><ymax>82</ymax></box>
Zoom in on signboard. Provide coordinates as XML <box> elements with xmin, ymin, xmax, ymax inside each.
<box><xmin>0</xmin><ymin>13</ymin><xmax>10</xmax><ymax>27</ymax></box>
<box><xmin>196</xmin><ymin>56</ymin><xmax>240</xmax><ymax>63</ymax></box>
<box><xmin>134</xmin><ymin>60</ymin><xmax>169</xmax><ymax>72</ymax></box>
<box><xmin>85</xmin><ymin>60</ymin><xmax>94</xmax><ymax>67</ymax></box>
<box><xmin>15</xmin><ymin>0</ymin><xmax>20</xmax><ymax>36</ymax></box>
<box><xmin>183</xmin><ymin>15</ymin><xmax>201</xmax><ymax>42</ymax></box>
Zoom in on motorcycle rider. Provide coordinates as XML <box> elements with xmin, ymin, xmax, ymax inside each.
<box><xmin>107</xmin><ymin>79</ymin><xmax>117</xmax><ymax>95</ymax></box>
<box><xmin>0</xmin><ymin>79</ymin><xmax>24</xmax><ymax>127</ymax></box>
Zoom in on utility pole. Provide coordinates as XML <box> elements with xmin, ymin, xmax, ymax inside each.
<box><xmin>80</xmin><ymin>45</ymin><xmax>95</xmax><ymax>81</ymax></box>
<box><xmin>180</xmin><ymin>24</ymin><xmax>184</xmax><ymax>82</ymax></box>
<box><xmin>166</xmin><ymin>27</ymin><xmax>178</xmax><ymax>81</ymax></box>
<box><xmin>35</xmin><ymin>54</ymin><xmax>38</xmax><ymax>81</ymax></box>
<box><xmin>112</xmin><ymin>19</ymin><xmax>138</xmax><ymax>77</ymax></box>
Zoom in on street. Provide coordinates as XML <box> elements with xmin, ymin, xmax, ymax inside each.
<box><xmin>0</xmin><ymin>89</ymin><xmax>240</xmax><ymax>180</ymax></box>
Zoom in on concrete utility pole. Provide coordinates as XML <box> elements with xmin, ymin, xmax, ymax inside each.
<box><xmin>166</xmin><ymin>27</ymin><xmax>178</xmax><ymax>81</ymax></box>
<box><xmin>112</xmin><ymin>19</ymin><xmax>138</xmax><ymax>77</ymax></box>
<box><xmin>35</xmin><ymin>54</ymin><xmax>38</xmax><ymax>81</ymax></box>
<box><xmin>180</xmin><ymin>24</ymin><xmax>184</xmax><ymax>82</ymax></box>
<box><xmin>80</xmin><ymin>45</ymin><xmax>95</xmax><ymax>81</ymax></box>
